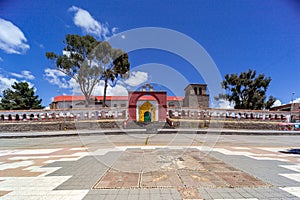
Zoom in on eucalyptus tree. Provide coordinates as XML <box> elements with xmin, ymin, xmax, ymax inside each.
<box><xmin>46</xmin><ymin>34</ymin><xmax>130</xmax><ymax>107</ymax></box>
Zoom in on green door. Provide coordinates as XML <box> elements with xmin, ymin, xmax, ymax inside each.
<box><xmin>144</xmin><ymin>111</ymin><xmax>151</xmax><ymax>122</ymax></box>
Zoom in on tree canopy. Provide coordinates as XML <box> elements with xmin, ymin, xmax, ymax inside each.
<box><xmin>217</xmin><ymin>69</ymin><xmax>276</xmax><ymax>110</ymax></box>
<box><xmin>0</xmin><ymin>82</ymin><xmax>44</xmax><ymax>110</ymax></box>
<box><xmin>46</xmin><ymin>34</ymin><xmax>130</xmax><ymax>107</ymax></box>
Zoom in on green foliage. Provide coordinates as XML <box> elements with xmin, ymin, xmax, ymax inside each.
<box><xmin>217</xmin><ymin>69</ymin><xmax>276</xmax><ymax>110</ymax></box>
<box><xmin>0</xmin><ymin>82</ymin><xmax>44</xmax><ymax>110</ymax></box>
<box><xmin>46</xmin><ymin>34</ymin><xmax>130</xmax><ymax>107</ymax></box>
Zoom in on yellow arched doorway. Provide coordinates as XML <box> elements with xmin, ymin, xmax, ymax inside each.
<box><xmin>139</xmin><ymin>101</ymin><xmax>156</xmax><ymax>122</ymax></box>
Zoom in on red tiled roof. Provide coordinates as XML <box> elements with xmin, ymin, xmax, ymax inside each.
<box><xmin>53</xmin><ymin>95</ymin><xmax>184</xmax><ymax>102</ymax></box>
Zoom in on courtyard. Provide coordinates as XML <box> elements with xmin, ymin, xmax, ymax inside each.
<box><xmin>0</xmin><ymin>133</ymin><xmax>299</xmax><ymax>199</ymax></box>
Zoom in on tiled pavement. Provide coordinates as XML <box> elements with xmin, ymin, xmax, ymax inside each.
<box><xmin>0</xmin><ymin>144</ymin><xmax>300</xmax><ymax>199</ymax></box>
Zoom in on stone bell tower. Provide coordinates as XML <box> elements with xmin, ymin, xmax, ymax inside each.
<box><xmin>183</xmin><ymin>84</ymin><xmax>209</xmax><ymax>108</ymax></box>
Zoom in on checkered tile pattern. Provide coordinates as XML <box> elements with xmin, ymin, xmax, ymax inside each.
<box><xmin>0</xmin><ymin>146</ymin><xmax>299</xmax><ymax>199</ymax></box>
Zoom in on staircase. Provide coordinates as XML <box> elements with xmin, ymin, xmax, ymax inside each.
<box><xmin>125</xmin><ymin>121</ymin><xmax>174</xmax><ymax>132</ymax></box>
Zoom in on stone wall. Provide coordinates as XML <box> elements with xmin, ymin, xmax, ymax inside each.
<box><xmin>0</xmin><ymin>122</ymin><xmax>66</xmax><ymax>132</ymax></box>
<box><xmin>0</xmin><ymin>121</ymin><xmax>123</xmax><ymax>132</ymax></box>
<box><xmin>0</xmin><ymin>107</ymin><xmax>296</xmax><ymax>132</ymax></box>
<box><xmin>183</xmin><ymin>95</ymin><xmax>209</xmax><ymax>108</ymax></box>
<box><xmin>0</xmin><ymin>119</ymin><xmax>284</xmax><ymax>132</ymax></box>
<box><xmin>171</xmin><ymin>119</ymin><xmax>279</xmax><ymax>130</ymax></box>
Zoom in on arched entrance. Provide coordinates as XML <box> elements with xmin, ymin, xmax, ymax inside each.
<box><xmin>128</xmin><ymin>85</ymin><xmax>167</xmax><ymax>122</ymax></box>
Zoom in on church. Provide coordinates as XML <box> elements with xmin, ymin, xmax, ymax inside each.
<box><xmin>50</xmin><ymin>83</ymin><xmax>209</xmax><ymax>122</ymax></box>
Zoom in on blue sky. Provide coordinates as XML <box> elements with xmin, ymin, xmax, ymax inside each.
<box><xmin>0</xmin><ymin>0</ymin><xmax>299</xmax><ymax>108</ymax></box>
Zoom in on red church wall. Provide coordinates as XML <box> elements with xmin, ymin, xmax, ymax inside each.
<box><xmin>128</xmin><ymin>91</ymin><xmax>167</xmax><ymax>121</ymax></box>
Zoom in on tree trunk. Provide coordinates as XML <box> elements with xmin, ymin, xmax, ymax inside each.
<box><xmin>84</xmin><ymin>94</ymin><xmax>90</xmax><ymax>108</ymax></box>
<box><xmin>103</xmin><ymin>78</ymin><xmax>108</xmax><ymax>107</ymax></box>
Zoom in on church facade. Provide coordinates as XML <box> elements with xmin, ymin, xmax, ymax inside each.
<box><xmin>50</xmin><ymin>83</ymin><xmax>210</xmax><ymax>122</ymax></box>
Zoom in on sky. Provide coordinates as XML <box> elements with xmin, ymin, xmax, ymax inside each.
<box><xmin>0</xmin><ymin>0</ymin><xmax>299</xmax><ymax>108</ymax></box>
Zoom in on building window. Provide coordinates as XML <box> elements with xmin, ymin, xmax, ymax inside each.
<box><xmin>121</xmin><ymin>103</ymin><xmax>126</xmax><ymax>107</ymax></box>
<box><xmin>194</xmin><ymin>87</ymin><xmax>197</xmax><ymax>95</ymax></box>
<box><xmin>199</xmin><ymin>87</ymin><xmax>202</xmax><ymax>95</ymax></box>
<box><xmin>169</xmin><ymin>102</ymin><xmax>175</xmax><ymax>107</ymax></box>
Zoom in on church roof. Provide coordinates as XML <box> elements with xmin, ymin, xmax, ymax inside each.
<box><xmin>53</xmin><ymin>95</ymin><xmax>183</xmax><ymax>102</ymax></box>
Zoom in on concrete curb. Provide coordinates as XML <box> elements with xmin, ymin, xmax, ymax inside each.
<box><xmin>157</xmin><ymin>128</ymin><xmax>300</xmax><ymax>135</ymax></box>
<box><xmin>0</xmin><ymin>129</ymin><xmax>144</xmax><ymax>138</ymax></box>
<box><xmin>1</xmin><ymin>128</ymin><xmax>300</xmax><ymax>138</ymax></box>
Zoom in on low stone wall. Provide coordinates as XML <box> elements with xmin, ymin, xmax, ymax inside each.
<box><xmin>0</xmin><ymin>122</ymin><xmax>65</xmax><ymax>132</ymax></box>
<box><xmin>222</xmin><ymin>121</ymin><xmax>278</xmax><ymax>130</ymax></box>
<box><xmin>0</xmin><ymin>118</ymin><xmax>282</xmax><ymax>132</ymax></box>
<box><xmin>171</xmin><ymin>119</ymin><xmax>279</xmax><ymax>130</ymax></box>
<box><xmin>0</xmin><ymin>120</ymin><xmax>123</xmax><ymax>132</ymax></box>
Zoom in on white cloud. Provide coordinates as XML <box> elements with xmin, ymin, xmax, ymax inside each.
<box><xmin>0</xmin><ymin>74</ymin><xmax>18</xmax><ymax>93</ymax></box>
<box><xmin>69</xmin><ymin>78</ymin><xmax>128</xmax><ymax>96</ymax></box>
<box><xmin>11</xmin><ymin>70</ymin><xmax>35</xmax><ymax>80</ymax></box>
<box><xmin>68</xmin><ymin>6</ymin><xmax>110</xmax><ymax>40</ymax></box>
<box><xmin>44</xmin><ymin>68</ymin><xmax>148</xmax><ymax>97</ymax></box>
<box><xmin>0</xmin><ymin>18</ymin><xmax>30</xmax><ymax>54</ymax></box>
<box><xmin>97</xmin><ymin>70</ymin><xmax>148</xmax><ymax>95</ymax></box>
<box><xmin>108</xmin><ymin>84</ymin><xmax>128</xmax><ymax>96</ymax></box>
<box><xmin>68</xmin><ymin>78</ymin><xmax>81</xmax><ymax>94</ymax></box>
<box><xmin>124</xmin><ymin>71</ymin><xmax>148</xmax><ymax>87</ymax></box>
<box><xmin>44</xmin><ymin>68</ymin><xmax>70</xmax><ymax>89</ymax></box>
<box><xmin>272</xmin><ymin>99</ymin><xmax>282</xmax><ymax>107</ymax></box>
<box><xmin>94</xmin><ymin>81</ymin><xmax>128</xmax><ymax>96</ymax></box>
<box><xmin>292</xmin><ymin>97</ymin><xmax>300</xmax><ymax>103</ymax></box>
<box><xmin>215</xmin><ymin>99</ymin><xmax>235</xmax><ymax>109</ymax></box>
<box><xmin>69</xmin><ymin>70</ymin><xmax>149</xmax><ymax>95</ymax></box>
<box><xmin>0</xmin><ymin>74</ymin><xmax>35</xmax><ymax>93</ymax></box>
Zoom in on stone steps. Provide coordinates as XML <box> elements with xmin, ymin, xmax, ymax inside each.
<box><xmin>125</xmin><ymin>121</ymin><xmax>174</xmax><ymax>131</ymax></box>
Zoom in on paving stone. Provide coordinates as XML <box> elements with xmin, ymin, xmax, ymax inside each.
<box><xmin>171</xmin><ymin>192</ymin><xmax>182</xmax><ymax>200</ymax></box>
<box><xmin>2</xmin><ymin>144</ymin><xmax>300</xmax><ymax>200</ymax></box>
<box><xmin>114</xmin><ymin>194</ymin><xmax>126</xmax><ymax>200</ymax></box>
<box><xmin>118</xmin><ymin>189</ymin><xmax>130</xmax><ymax>196</ymax></box>
<box><xmin>141</xmin><ymin>171</ymin><xmax>181</xmax><ymax>188</ymax></box>
<box><xmin>211</xmin><ymin>151</ymin><xmax>300</xmax><ymax>187</ymax></box>
<box><xmin>177</xmin><ymin>187</ymin><xmax>203</xmax><ymax>199</ymax></box>
<box><xmin>129</xmin><ymin>189</ymin><xmax>140</xmax><ymax>195</ymax></box>
<box><xmin>83</xmin><ymin>194</ymin><xmax>106</xmax><ymax>200</ymax></box>
<box><xmin>215</xmin><ymin>171</ymin><xmax>268</xmax><ymax>187</ymax></box>
<box><xmin>207</xmin><ymin>192</ymin><xmax>223</xmax><ymax>199</ymax></box>
<box><xmin>94</xmin><ymin>170</ymin><xmax>140</xmax><ymax>189</ymax></box>
<box><xmin>139</xmin><ymin>194</ymin><xmax>150</xmax><ymax>200</ymax></box>
<box><xmin>219</xmin><ymin>192</ymin><xmax>234</xmax><ymax>198</ymax></box>
<box><xmin>150</xmin><ymin>193</ymin><xmax>161</xmax><ymax>199</ymax></box>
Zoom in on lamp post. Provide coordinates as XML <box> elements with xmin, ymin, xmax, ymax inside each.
<box><xmin>290</xmin><ymin>92</ymin><xmax>295</xmax><ymax>123</ymax></box>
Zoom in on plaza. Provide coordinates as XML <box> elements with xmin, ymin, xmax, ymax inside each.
<box><xmin>1</xmin><ymin>1</ymin><xmax>300</xmax><ymax>199</ymax></box>
<box><xmin>0</xmin><ymin>132</ymin><xmax>300</xmax><ymax>199</ymax></box>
